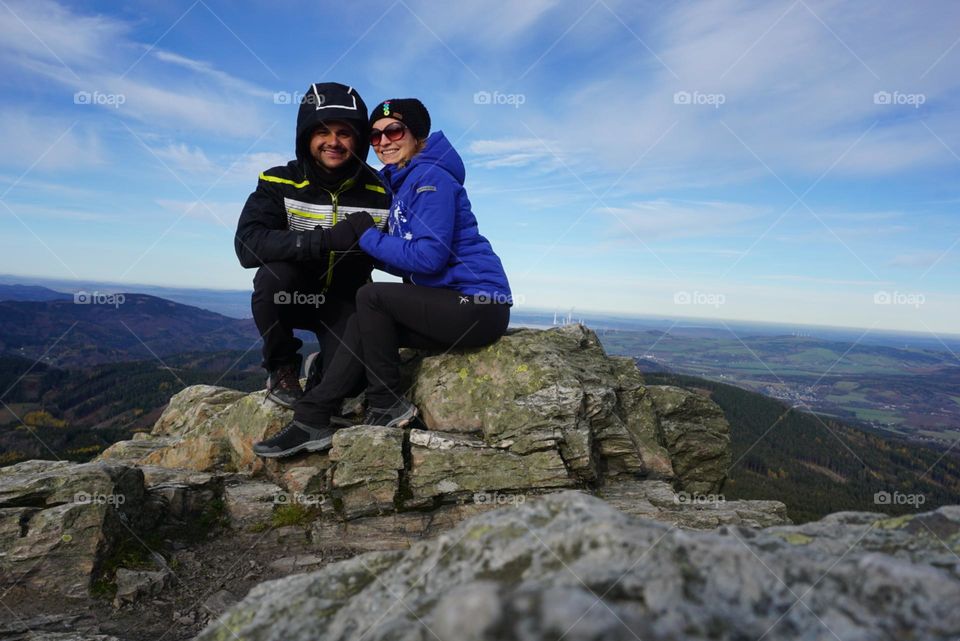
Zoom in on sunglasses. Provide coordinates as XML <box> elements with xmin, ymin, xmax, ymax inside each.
<box><xmin>370</xmin><ymin>122</ymin><xmax>407</xmax><ymax>146</ymax></box>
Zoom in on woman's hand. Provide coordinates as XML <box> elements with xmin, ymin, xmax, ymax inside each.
<box><xmin>347</xmin><ymin>211</ymin><xmax>376</xmax><ymax>237</ymax></box>
<box><xmin>321</xmin><ymin>220</ymin><xmax>358</xmax><ymax>252</ymax></box>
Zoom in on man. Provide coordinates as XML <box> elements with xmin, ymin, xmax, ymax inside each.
<box><xmin>234</xmin><ymin>82</ymin><xmax>389</xmax><ymax>409</ymax></box>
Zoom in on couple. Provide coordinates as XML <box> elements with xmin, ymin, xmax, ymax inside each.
<box><xmin>234</xmin><ymin>82</ymin><xmax>512</xmax><ymax>458</ymax></box>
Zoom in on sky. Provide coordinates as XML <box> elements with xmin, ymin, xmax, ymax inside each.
<box><xmin>0</xmin><ymin>0</ymin><xmax>958</xmax><ymax>336</ymax></box>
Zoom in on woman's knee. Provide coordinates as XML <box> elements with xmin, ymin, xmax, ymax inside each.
<box><xmin>356</xmin><ymin>282</ymin><xmax>393</xmax><ymax>310</ymax></box>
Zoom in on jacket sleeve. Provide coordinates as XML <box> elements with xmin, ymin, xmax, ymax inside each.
<box><xmin>234</xmin><ymin>179</ymin><xmax>329</xmax><ymax>268</ymax></box>
<box><xmin>358</xmin><ymin>177</ymin><xmax>455</xmax><ymax>275</ymax></box>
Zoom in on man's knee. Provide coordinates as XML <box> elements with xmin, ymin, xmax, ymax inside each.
<box><xmin>254</xmin><ymin>261</ymin><xmax>303</xmax><ymax>295</ymax></box>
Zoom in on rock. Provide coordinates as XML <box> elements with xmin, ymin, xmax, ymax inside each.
<box><xmin>0</xmin><ymin>460</ymin><xmax>149</xmax><ymax>598</ymax></box>
<box><xmin>328</xmin><ymin>426</ymin><xmax>404</xmax><ymax>518</ymax></box>
<box><xmin>98</xmin><ymin>387</ymin><xmax>289</xmax><ymax>474</ymax></box>
<box><xmin>266</xmin><ymin>554</ymin><xmax>325</xmax><ymax>573</ymax></box>
<box><xmin>224</xmin><ymin>480</ymin><xmax>284</xmax><ymax>529</ymax></box>
<box><xmin>0</xmin><ymin>459</ymin><xmax>232</xmax><ymax>598</ymax></box>
<box><xmin>151</xmin><ymin>385</ymin><xmax>248</xmax><ymax>437</ymax></box>
<box><xmin>140</xmin><ymin>466</ymin><xmax>225</xmax><ymax>527</ymax></box>
<box><xmin>202</xmin><ymin>589</ymin><xmax>239</xmax><ymax>616</ymax></box>
<box><xmin>19</xmin><ymin>634</ymin><xmax>119</xmax><ymax>641</ymax></box>
<box><xmin>309</xmin><ymin>501</ymin><xmax>501</xmax><ymax>553</ymax></box>
<box><xmin>645</xmin><ymin>385</ymin><xmax>730</xmax><ymax>493</ymax></box>
<box><xmin>598</xmin><ymin>479</ymin><xmax>788</xmax><ymax>529</ymax></box>
<box><xmin>90</xmin><ymin>325</ymin><xmax>760</xmax><ymax>529</ymax></box>
<box><xmin>407</xmin><ymin>429</ymin><xmax>570</xmax><ymax>504</ymax></box>
<box><xmin>113</xmin><ymin>567</ymin><xmax>170</xmax><ymax>608</ymax></box>
<box><xmin>196</xmin><ymin>492</ymin><xmax>960</xmax><ymax>641</ymax></box>
<box><xmin>0</xmin><ymin>613</ymin><xmax>104</xmax><ymax>641</ymax></box>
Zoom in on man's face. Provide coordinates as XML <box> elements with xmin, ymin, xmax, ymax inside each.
<box><xmin>309</xmin><ymin>120</ymin><xmax>357</xmax><ymax>170</ymax></box>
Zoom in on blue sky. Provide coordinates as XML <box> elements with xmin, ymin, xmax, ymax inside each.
<box><xmin>0</xmin><ymin>0</ymin><xmax>958</xmax><ymax>335</ymax></box>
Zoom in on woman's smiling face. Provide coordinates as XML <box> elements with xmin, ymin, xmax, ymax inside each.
<box><xmin>371</xmin><ymin>117</ymin><xmax>420</xmax><ymax>166</ymax></box>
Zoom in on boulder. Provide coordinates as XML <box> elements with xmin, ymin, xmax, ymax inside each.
<box><xmin>0</xmin><ymin>459</ymin><xmax>229</xmax><ymax>598</ymax></box>
<box><xmin>195</xmin><ymin>491</ymin><xmax>960</xmax><ymax>641</ymax></box>
<box><xmin>0</xmin><ymin>460</ymin><xmax>148</xmax><ymax>598</ymax></box>
<box><xmin>95</xmin><ymin>326</ymin><xmax>741</xmax><ymax>529</ymax></box>
<box><xmin>328</xmin><ymin>426</ymin><xmax>404</xmax><ymax>518</ymax></box>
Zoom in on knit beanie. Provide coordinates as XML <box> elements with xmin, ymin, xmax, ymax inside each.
<box><xmin>369</xmin><ymin>98</ymin><xmax>431</xmax><ymax>140</ymax></box>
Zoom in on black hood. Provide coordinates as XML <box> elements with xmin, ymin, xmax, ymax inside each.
<box><xmin>295</xmin><ymin>83</ymin><xmax>370</xmax><ymax>171</ymax></box>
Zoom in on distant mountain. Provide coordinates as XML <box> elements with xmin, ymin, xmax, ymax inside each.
<box><xmin>0</xmin><ymin>293</ymin><xmax>260</xmax><ymax>368</ymax></box>
<box><xmin>0</xmin><ymin>284</ymin><xmax>72</xmax><ymax>302</ymax></box>
<box><xmin>0</xmin><ymin>275</ymin><xmax>253</xmax><ymax>319</ymax></box>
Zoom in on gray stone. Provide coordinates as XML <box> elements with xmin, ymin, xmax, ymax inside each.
<box><xmin>196</xmin><ymin>492</ymin><xmax>960</xmax><ymax>641</ymax></box>
<box><xmin>113</xmin><ymin>567</ymin><xmax>170</xmax><ymax>608</ymax></box>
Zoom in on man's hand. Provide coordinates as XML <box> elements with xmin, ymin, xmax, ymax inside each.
<box><xmin>347</xmin><ymin>211</ymin><xmax>376</xmax><ymax>237</ymax></box>
<box><xmin>321</xmin><ymin>220</ymin><xmax>358</xmax><ymax>252</ymax></box>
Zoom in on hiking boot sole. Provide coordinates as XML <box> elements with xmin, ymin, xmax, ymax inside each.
<box><xmin>266</xmin><ymin>390</ymin><xmax>301</xmax><ymax>410</ymax></box>
<box><xmin>253</xmin><ymin>434</ymin><xmax>334</xmax><ymax>458</ymax></box>
<box><xmin>382</xmin><ymin>404</ymin><xmax>418</xmax><ymax>429</ymax></box>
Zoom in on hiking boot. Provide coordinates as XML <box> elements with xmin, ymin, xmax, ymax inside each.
<box><xmin>364</xmin><ymin>397</ymin><xmax>418</xmax><ymax>428</ymax></box>
<box><xmin>253</xmin><ymin>420</ymin><xmax>336</xmax><ymax>458</ymax></box>
<box><xmin>266</xmin><ymin>362</ymin><xmax>303</xmax><ymax>409</ymax></box>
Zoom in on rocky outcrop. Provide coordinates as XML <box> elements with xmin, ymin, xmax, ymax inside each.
<box><xmin>2</xmin><ymin>325</ymin><xmax>786</xmax><ymax>601</ymax></box>
<box><xmin>98</xmin><ymin>325</ymin><xmax>737</xmax><ymax>519</ymax></box>
<box><xmin>196</xmin><ymin>491</ymin><xmax>960</xmax><ymax>641</ymax></box>
<box><xmin>0</xmin><ymin>460</ymin><xmax>223</xmax><ymax>599</ymax></box>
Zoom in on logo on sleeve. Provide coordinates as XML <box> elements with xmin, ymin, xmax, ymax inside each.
<box><xmin>416</xmin><ymin>185</ymin><xmax>437</xmax><ymax>194</ymax></box>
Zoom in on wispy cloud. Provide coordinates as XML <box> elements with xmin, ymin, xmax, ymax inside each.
<box><xmin>468</xmin><ymin>138</ymin><xmax>563</xmax><ymax>168</ymax></box>
<box><xmin>599</xmin><ymin>199</ymin><xmax>769</xmax><ymax>240</ymax></box>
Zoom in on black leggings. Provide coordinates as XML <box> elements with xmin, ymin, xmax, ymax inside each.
<box><xmin>251</xmin><ymin>261</ymin><xmax>354</xmax><ymax>374</ymax></box>
<box><xmin>294</xmin><ymin>282</ymin><xmax>510</xmax><ymax>425</ymax></box>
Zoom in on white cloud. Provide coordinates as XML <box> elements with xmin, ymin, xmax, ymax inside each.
<box><xmin>0</xmin><ymin>0</ymin><xmax>128</xmax><ymax>66</ymax></box>
<box><xmin>152</xmin><ymin>50</ymin><xmax>273</xmax><ymax>99</ymax></box>
<box><xmin>530</xmin><ymin>0</ymin><xmax>960</xmax><ymax>183</ymax></box>
<box><xmin>153</xmin><ymin>144</ymin><xmax>217</xmax><ymax>176</ymax></box>
<box><xmin>468</xmin><ymin>138</ymin><xmax>562</xmax><ymax>168</ymax></box>
<box><xmin>599</xmin><ymin>199</ymin><xmax>768</xmax><ymax>240</ymax></box>
<box><xmin>0</xmin><ymin>109</ymin><xmax>103</xmax><ymax>171</ymax></box>
<box><xmin>1</xmin><ymin>0</ymin><xmax>274</xmax><ymax>138</ymax></box>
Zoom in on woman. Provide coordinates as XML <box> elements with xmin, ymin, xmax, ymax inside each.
<box><xmin>254</xmin><ymin>98</ymin><xmax>512</xmax><ymax>457</ymax></box>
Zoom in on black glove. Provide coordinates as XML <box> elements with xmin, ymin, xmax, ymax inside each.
<box><xmin>346</xmin><ymin>211</ymin><xmax>376</xmax><ymax>238</ymax></box>
<box><xmin>322</xmin><ymin>220</ymin><xmax>358</xmax><ymax>252</ymax></box>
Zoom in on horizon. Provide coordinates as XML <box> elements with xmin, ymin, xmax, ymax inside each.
<box><xmin>4</xmin><ymin>271</ymin><xmax>960</xmax><ymax>341</ymax></box>
<box><xmin>1</xmin><ymin>1</ymin><xmax>958</xmax><ymax>339</ymax></box>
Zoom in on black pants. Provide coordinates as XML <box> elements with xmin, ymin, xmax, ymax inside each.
<box><xmin>294</xmin><ymin>282</ymin><xmax>510</xmax><ymax>425</ymax></box>
<box><xmin>251</xmin><ymin>261</ymin><xmax>354</xmax><ymax>375</ymax></box>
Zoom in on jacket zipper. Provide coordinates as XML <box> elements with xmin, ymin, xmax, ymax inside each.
<box><xmin>324</xmin><ymin>178</ymin><xmax>355</xmax><ymax>291</ymax></box>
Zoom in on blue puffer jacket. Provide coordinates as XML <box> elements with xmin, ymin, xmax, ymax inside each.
<box><xmin>358</xmin><ymin>131</ymin><xmax>512</xmax><ymax>303</ymax></box>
